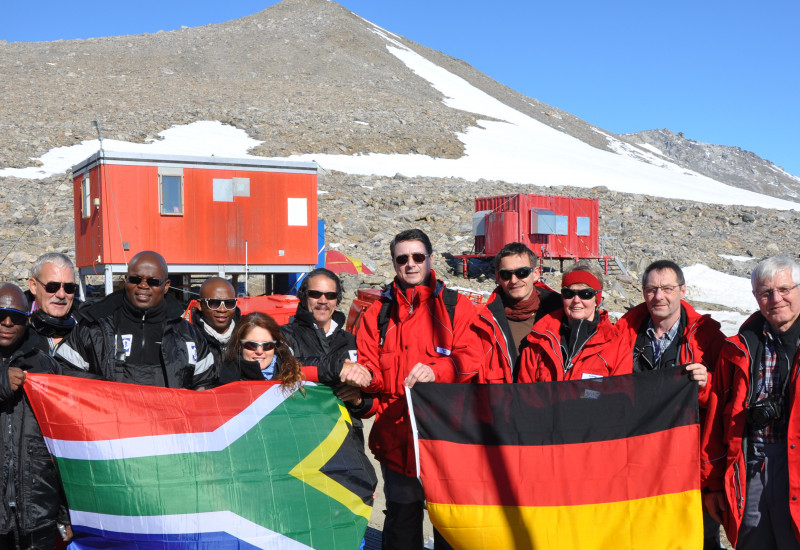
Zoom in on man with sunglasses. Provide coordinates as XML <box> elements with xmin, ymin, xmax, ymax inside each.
<box><xmin>0</xmin><ymin>283</ymin><xmax>71</xmax><ymax>548</ymax></box>
<box><xmin>616</xmin><ymin>259</ymin><xmax>725</xmax><ymax>550</ymax></box>
<box><xmin>25</xmin><ymin>253</ymin><xmax>81</xmax><ymax>356</ymax></box>
<box><xmin>192</xmin><ymin>277</ymin><xmax>240</xmax><ymax>369</ymax></box>
<box><xmin>349</xmin><ymin>229</ymin><xmax>482</xmax><ymax>550</ymax></box>
<box><xmin>281</xmin><ymin>268</ymin><xmax>364</xmax><ymax>391</ymax></box>
<box><xmin>471</xmin><ymin>242</ymin><xmax>560</xmax><ymax>383</ymax></box>
<box><xmin>57</xmin><ymin>251</ymin><xmax>215</xmax><ymax>389</ymax></box>
<box><xmin>281</xmin><ymin>268</ymin><xmax>374</xmax><ymax>439</ymax></box>
<box><xmin>703</xmin><ymin>256</ymin><xmax>800</xmax><ymax>550</ymax></box>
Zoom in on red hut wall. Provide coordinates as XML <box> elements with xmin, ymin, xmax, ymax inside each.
<box><xmin>73</xmin><ymin>154</ymin><xmax>318</xmax><ymax>270</ymax></box>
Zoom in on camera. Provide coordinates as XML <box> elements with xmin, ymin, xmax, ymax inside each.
<box><xmin>747</xmin><ymin>398</ymin><xmax>783</xmax><ymax>430</ymax></box>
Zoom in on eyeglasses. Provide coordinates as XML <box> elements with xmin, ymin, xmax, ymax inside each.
<box><xmin>643</xmin><ymin>285</ymin><xmax>682</xmax><ymax>297</ymax></box>
<box><xmin>561</xmin><ymin>288</ymin><xmax>599</xmax><ymax>300</ymax></box>
<box><xmin>126</xmin><ymin>275</ymin><xmax>166</xmax><ymax>287</ymax></box>
<box><xmin>201</xmin><ymin>298</ymin><xmax>237</xmax><ymax>311</ymax></box>
<box><xmin>241</xmin><ymin>340</ymin><xmax>277</xmax><ymax>352</ymax></box>
<box><xmin>0</xmin><ymin>308</ymin><xmax>30</xmax><ymax>326</ymax></box>
<box><xmin>755</xmin><ymin>284</ymin><xmax>799</xmax><ymax>301</ymax></box>
<box><xmin>307</xmin><ymin>290</ymin><xmax>338</xmax><ymax>300</ymax></box>
<box><xmin>394</xmin><ymin>253</ymin><xmax>429</xmax><ymax>265</ymax></box>
<box><xmin>498</xmin><ymin>267</ymin><xmax>534</xmax><ymax>281</ymax></box>
<box><xmin>35</xmin><ymin>278</ymin><xmax>78</xmax><ymax>294</ymax></box>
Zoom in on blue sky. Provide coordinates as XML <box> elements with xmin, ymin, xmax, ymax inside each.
<box><xmin>4</xmin><ymin>1</ymin><xmax>799</xmax><ymax>177</ymax></box>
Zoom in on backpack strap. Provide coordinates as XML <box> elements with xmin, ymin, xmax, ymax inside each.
<box><xmin>441</xmin><ymin>287</ymin><xmax>459</xmax><ymax>328</ymax></box>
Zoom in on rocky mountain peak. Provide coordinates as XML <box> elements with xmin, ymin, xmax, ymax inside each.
<box><xmin>623</xmin><ymin>128</ymin><xmax>800</xmax><ymax>201</ymax></box>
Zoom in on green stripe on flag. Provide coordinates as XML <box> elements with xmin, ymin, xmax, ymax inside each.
<box><xmin>56</xmin><ymin>386</ymin><xmax>368</xmax><ymax>548</ymax></box>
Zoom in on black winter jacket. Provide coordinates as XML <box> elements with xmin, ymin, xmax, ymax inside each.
<box><xmin>56</xmin><ymin>290</ymin><xmax>216</xmax><ymax>389</ymax></box>
<box><xmin>190</xmin><ymin>307</ymin><xmax>241</xmax><ymax>376</ymax></box>
<box><xmin>0</xmin><ymin>330</ymin><xmax>67</xmax><ymax>535</ymax></box>
<box><xmin>281</xmin><ymin>308</ymin><xmax>373</xmax><ymax>418</ymax></box>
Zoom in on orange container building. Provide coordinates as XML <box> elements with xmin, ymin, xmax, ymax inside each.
<box><xmin>71</xmin><ymin>151</ymin><xmax>318</xmax><ymax>294</ymax></box>
<box><xmin>473</xmin><ymin>193</ymin><xmax>600</xmax><ymax>260</ymax></box>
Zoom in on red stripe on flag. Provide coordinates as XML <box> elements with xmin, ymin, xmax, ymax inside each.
<box><xmin>419</xmin><ymin>424</ymin><xmax>699</xmax><ymax>507</ymax></box>
<box><xmin>25</xmin><ymin>373</ymin><xmax>278</xmax><ymax>441</ymax></box>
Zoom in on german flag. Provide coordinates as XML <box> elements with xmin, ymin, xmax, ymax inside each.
<box><xmin>407</xmin><ymin>369</ymin><xmax>702</xmax><ymax>549</ymax></box>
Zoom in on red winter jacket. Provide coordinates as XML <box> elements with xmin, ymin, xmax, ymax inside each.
<box><xmin>517</xmin><ymin>309</ymin><xmax>626</xmax><ymax>382</ymax></box>
<box><xmin>701</xmin><ymin>312</ymin><xmax>800</xmax><ymax>547</ymax></box>
<box><xmin>615</xmin><ymin>300</ymin><xmax>725</xmax><ymax>407</ymax></box>
<box><xmin>357</xmin><ymin>271</ymin><xmax>481</xmax><ymax>476</ymax></box>
<box><xmin>472</xmin><ymin>282</ymin><xmax>559</xmax><ymax>384</ymax></box>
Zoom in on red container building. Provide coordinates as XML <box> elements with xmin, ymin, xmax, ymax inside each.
<box><xmin>71</xmin><ymin>151</ymin><xmax>318</xmax><ymax>293</ymax></box>
<box><xmin>473</xmin><ymin>193</ymin><xmax>600</xmax><ymax>260</ymax></box>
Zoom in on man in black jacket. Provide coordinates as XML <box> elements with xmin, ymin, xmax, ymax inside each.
<box><xmin>56</xmin><ymin>251</ymin><xmax>215</xmax><ymax>389</ymax></box>
<box><xmin>25</xmin><ymin>252</ymin><xmax>81</xmax><ymax>357</ymax></box>
<box><xmin>191</xmin><ymin>277</ymin><xmax>240</xmax><ymax>369</ymax></box>
<box><xmin>281</xmin><ymin>268</ymin><xmax>372</xmax><ymax>417</ymax></box>
<box><xmin>0</xmin><ymin>283</ymin><xmax>70</xmax><ymax>549</ymax></box>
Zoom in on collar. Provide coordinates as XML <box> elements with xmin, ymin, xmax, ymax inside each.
<box><xmin>647</xmin><ymin>316</ymin><xmax>681</xmax><ymax>343</ymax></box>
<box><xmin>201</xmin><ymin>317</ymin><xmax>235</xmax><ymax>344</ymax></box>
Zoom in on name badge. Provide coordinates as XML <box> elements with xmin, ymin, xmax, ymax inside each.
<box><xmin>121</xmin><ymin>335</ymin><xmax>133</xmax><ymax>358</ymax></box>
<box><xmin>348</xmin><ymin>350</ymin><xmax>358</xmax><ymax>362</ymax></box>
<box><xmin>582</xmin><ymin>389</ymin><xmax>601</xmax><ymax>400</ymax></box>
<box><xmin>186</xmin><ymin>342</ymin><xmax>198</xmax><ymax>363</ymax></box>
<box><xmin>435</xmin><ymin>346</ymin><xmax>451</xmax><ymax>356</ymax></box>
<box><xmin>581</xmin><ymin>373</ymin><xmax>603</xmax><ymax>380</ymax></box>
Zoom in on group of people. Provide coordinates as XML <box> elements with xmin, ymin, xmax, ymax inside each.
<box><xmin>1</xmin><ymin>229</ymin><xmax>799</xmax><ymax>550</ymax></box>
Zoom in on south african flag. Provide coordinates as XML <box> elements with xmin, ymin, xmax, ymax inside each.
<box><xmin>24</xmin><ymin>374</ymin><xmax>376</xmax><ymax>549</ymax></box>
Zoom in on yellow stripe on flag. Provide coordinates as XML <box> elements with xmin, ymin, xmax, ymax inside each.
<box><xmin>289</xmin><ymin>404</ymin><xmax>372</xmax><ymax>520</ymax></box>
<box><xmin>428</xmin><ymin>490</ymin><xmax>702</xmax><ymax>550</ymax></box>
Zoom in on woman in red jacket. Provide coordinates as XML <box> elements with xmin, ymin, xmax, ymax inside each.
<box><xmin>518</xmin><ymin>262</ymin><xmax>626</xmax><ymax>382</ymax></box>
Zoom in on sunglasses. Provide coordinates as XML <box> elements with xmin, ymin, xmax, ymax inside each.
<box><xmin>201</xmin><ymin>298</ymin><xmax>237</xmax><ymax>311</ymax></box>
<box><xmin>394</xmin><ymin>253</ymin><xmax>429</xmax><ymax>265</ymax></box>
<box><xmin>241</xmin><ymin>340</ymin><xmax>277</xmax><ymax>352</ymax></box>
<box><xmin>561</xmin><ymin>288</ymin><xmax>599</xmax><ymax>300</ymax></box>
<box><xmin>126</xmin><ymin>275</ymin><xmax>166</xmax><ymax>287</ymax></box>
<box><xmin>35</xmin><ymin>278</ymin><xmax>78</xmax><ymax>294</ymax></box>
<box><xmin>497</xmin><ymin>267</ymin><xmax>534</xmax><ymax>281</ymax></box>
<box><xmin>307</xmin><ymin>290</ymin><xmax>338</xmax><ymax>300</ymax></box>
<box><xmin>0</xmin><ymin>308</ymin><xmax>30</xmax><ymax>326</ymax></box>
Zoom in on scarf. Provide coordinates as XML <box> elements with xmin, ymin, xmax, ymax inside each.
<box><xmin>501</xmin><ymin>288</ymin><xmax>541</xmax><ymax>321</ymax></box>
<box><xmin>201</xmin><ymin>318</ymin><xmax>235</xmax><ymax>345</ymax></box>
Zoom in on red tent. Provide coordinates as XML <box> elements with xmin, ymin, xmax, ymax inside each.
<box><xmin>324</xmin><ymin>250</ymin><xmax>373</xmax><ymax>275</ymax></box>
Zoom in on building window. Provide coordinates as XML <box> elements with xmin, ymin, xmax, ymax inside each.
<box><xmin>576</xmin><ymin>216</ymin><xmax>591</xmax><ymax>236</ymax></box>
<box><xmin>81</xmin><ymin>176</ymin><xmax>91</xmax><ymax>218</ymax></box>
<box><xmin>159</xmin><ymin>172</ymin><xmax>183</xmax><ymax>215</ymax></box>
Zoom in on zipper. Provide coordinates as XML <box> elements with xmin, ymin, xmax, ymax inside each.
<box><xmin>733</xmin><ymin>461</ymin><xmax>744</xmax><ymax>511</ymax></box>
<box><xmin>140</xmin><ymin>312</ymin><xmax>146</xmax><ymax>353</ymax></box>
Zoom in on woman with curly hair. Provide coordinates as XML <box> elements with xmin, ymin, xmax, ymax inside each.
<box><xmin>219</xmin><ymin>312</ymin><xmax>303</xmax><ymax>388</ymax></box>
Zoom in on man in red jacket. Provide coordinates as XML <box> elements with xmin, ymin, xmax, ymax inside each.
<box><xmin>471</xmin><ymin>242</ymin><xmax>560</xmax><ymax>383</ymax></box>
<box><xmin>616</xmin><ymin>260</ymin><xmax>723</xmax><ymax>400</ymax></box>
<box><xmin>703</xmin><ymin>255</ymin><xmax>800</xmax><ymax>549</ymax></box>
<box><xmin>616</xmin><ymin>259</ymin><xmax>725</xmax><ymax>549</ymax></box>
<box><xmin>345</xmin><ymin>228</ymin><xmax>482</xmax><ymax>550</ymax></box>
